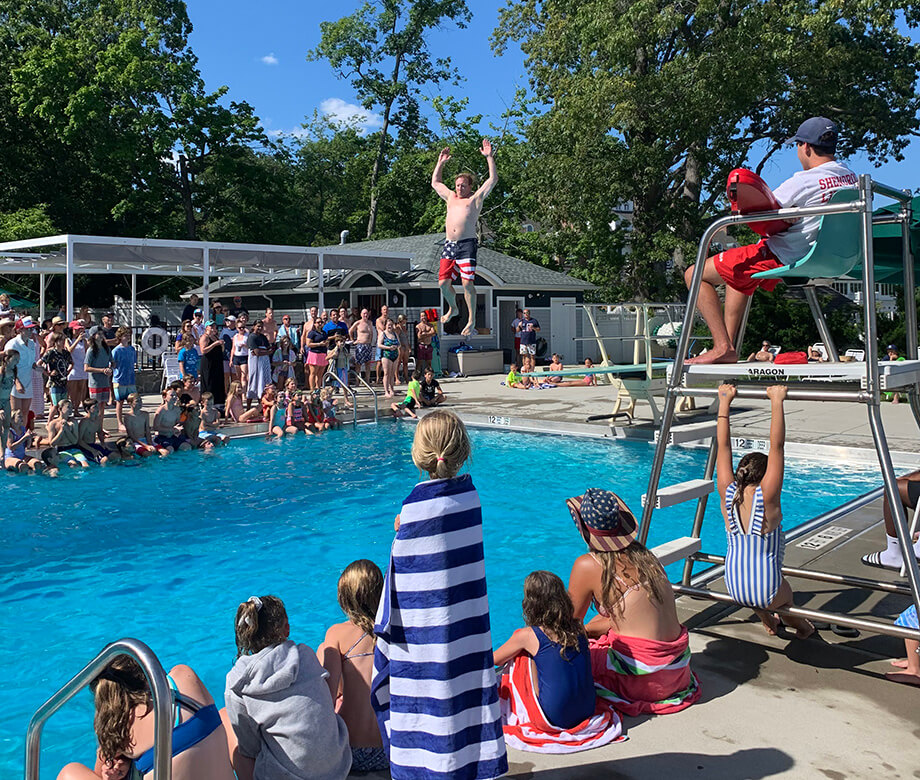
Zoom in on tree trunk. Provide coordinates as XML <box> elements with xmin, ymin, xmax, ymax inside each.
<box><xmin>177</xmin><ymin>154</ymin><xmax>197</xmax><ymax>240</ymax></box>
<box><xmin>366</xmin><ymin>102</ymin><xmax>393</xmax><ymax>239</ymax></box>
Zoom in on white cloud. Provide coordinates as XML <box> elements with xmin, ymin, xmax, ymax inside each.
<box><xmin>261</xmin><ymin>53</ymin><xmax>279</xmax><ymax>66</ymax></box>
<box><xmin>319</xmin><ymin>97</ymin><xmax>382</xmax><ymax>133</ymax></box>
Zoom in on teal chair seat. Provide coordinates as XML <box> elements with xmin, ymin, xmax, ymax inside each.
<box><xmin>752</xmin><ymin>189</ymin><xmax>861</xmax><ymax>280</ymax></box>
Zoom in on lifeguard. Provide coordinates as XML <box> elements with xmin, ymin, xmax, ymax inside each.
<box><xmin>685</xmin><ymin>117</ymin><xmax>857</xmax><ymax>364</ymax></box>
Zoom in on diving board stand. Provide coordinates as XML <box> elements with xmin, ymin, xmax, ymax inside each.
<box><xmin>638</xmin><ymin>173</ymin><xmax>920</xmax><ymax>643</ymax></box>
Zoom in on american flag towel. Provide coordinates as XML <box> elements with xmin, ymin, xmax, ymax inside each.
<box><xmin>590</xmin><ymin>626</ymin><xmax>701</xmax><ymax>716</ymax></box>
<box><xmin>371</xmin><ymin>474</ymin><xmax>508</xmax><ymax>779</ymax></box>
<box><xmin>498</xmin><ymin>654</ymin><xmax>624</xmax><ymax>753</ymax></box>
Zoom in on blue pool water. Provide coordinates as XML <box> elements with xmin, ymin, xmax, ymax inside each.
<box><xmin>2</xmin><ymin>424</ymin><xmax>882</xmax><ymax>777</ymax></box>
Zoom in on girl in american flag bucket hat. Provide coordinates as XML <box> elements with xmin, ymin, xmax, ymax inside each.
<box><xmin>566</xmin><ymin>489</ymin><xmax>701</xmax><ymax>715</ymax></box>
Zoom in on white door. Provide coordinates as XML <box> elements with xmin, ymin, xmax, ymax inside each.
<box><xmin>550</xmin><ymin>297</ymin><xmax>577</xmax><ymax>362</ymax></box>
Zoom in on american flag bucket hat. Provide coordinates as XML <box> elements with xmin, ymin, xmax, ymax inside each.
<box><xmin>566</xmin><ymin>488</ymin><xmax>638</xmax><ymax>552</ymax></box>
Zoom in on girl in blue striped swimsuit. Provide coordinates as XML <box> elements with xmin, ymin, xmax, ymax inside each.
<box><xmin>716</xmin><ymin>384</ymin><xmax>814</xmax><ymax>639</ymax></box>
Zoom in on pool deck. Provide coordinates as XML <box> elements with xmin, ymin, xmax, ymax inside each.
<box><xmin>117</xmin><ymin>376</ymin><xmax>920</xmax><ymax>778</ymax></box>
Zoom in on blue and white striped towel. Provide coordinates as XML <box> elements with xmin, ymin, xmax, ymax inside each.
<box><xmin>371</xmin><ymin>474</ymin><xmax>508</xmax><ymax>779</ymax></box>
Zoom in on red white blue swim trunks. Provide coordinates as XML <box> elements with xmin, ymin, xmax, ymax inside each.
<box><xmin>438</xmin><ymin>238</ymin><xmax>478</xmax><ymax>283</ymax></box>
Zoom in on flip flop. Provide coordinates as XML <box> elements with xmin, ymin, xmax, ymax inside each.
<box><xmin>860</xmin><ymin>551</ymin><xmax>900</xmax><ymax>571</ymax></box>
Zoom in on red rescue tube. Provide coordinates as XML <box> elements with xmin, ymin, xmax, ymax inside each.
<box><xmin>726</xmin><ymin>168</ymin><xmax>795</xmax><ymax>237</ymax></box>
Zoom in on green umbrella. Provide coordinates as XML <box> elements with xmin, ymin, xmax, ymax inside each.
<box><xmin>859</xmin><ymin>195</ymin><xmax>920</xmax><ymax>285</ymax></box>
<box><xmin>0</xmin><ymin>288</ymin><xmax>36</xmax><ymax>309</ymax></box>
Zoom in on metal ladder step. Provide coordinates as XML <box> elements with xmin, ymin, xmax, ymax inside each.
<box><xmin>642</xmin><ymin>478</ymin><xmax>714</xmax><ymax>509</ymax></box>
<box><xmin>655</xmin><ymin>420</ymin><xmax>717</xmax><ymax>445</ymax></box>
<box><xmin>650</xmin><ymin>536</ymin><xmax>702</xmax><ymax>567</ymax></box>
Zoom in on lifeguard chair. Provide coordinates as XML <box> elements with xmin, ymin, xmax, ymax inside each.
<box><xmin>639</xmin><ymin>174</ymin><xmax>920</xmax><ymax>643</ymax></box>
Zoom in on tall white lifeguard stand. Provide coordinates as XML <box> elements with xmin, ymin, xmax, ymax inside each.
<box><xmin>639</xmin><ymin>174</ymin><xmax>920</xmax><ymax>642</ymax></box>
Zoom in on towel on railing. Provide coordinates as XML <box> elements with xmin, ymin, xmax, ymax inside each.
<box><xmin>590</xmin><ymin>626</ymin><xmax>701</xmax><ymax>716</ymax></box>
<box><xmin>371</xmin><ymin>474</ymin><xmax>508</xmax><ymax>780</ymax></box>
<box><xmin>498</xmin><ymin>654</ymin><xmax>624</xmax><ymax>753</ymax></box>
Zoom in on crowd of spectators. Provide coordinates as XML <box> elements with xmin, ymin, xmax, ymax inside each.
<box><xmin>0</xmin><ymin>296</ymin><xmax>450</xmax><ymax>473</ymax></box>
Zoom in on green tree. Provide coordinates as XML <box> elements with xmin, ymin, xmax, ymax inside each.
<box><xmin>494</xmin><ymin>0</ymin><xmax>920</xmax><ymax>299</ymax></box>
<box><xmin>5</xmin><ymin>0</ymin><xmax>266</xmax><ymax>239</ymax></box>
<box><xmin>308</xmin><ymin>0</ymin><xmax>472</xmax><ymax>239</ymax></box>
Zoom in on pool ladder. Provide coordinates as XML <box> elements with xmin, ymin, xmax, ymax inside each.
<box><xmin>637</xmin><ymin>174</ymin><xmax>920</xmax><ymax>643</ymax></box>
<box><xmin>323</xmin><ymin>368</ymin><xmax>379</xmax><ymax>425</ymax></box>
<box><xmin>25</xmin><ymin>638</ymin><xmax>173</xmax><ymax>780</ymax></box>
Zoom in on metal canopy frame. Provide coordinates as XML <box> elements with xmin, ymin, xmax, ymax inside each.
<box><xmin>0</xmin><ymin>234</ymin><xmax>413</xmax><ymax>322</ymax></box>
<box><xmin>640</xmin><ymin>175</ymin><xmax>920</xmax><ymax>643</ymax></box>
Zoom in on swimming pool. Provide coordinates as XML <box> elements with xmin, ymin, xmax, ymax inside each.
<box><xmin>2</xmin><ymin>423</ymin><xmax>883</xmax><ymax>777</ymax></box>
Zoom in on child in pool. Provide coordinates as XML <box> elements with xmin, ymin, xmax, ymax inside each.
<box><xmin>222</xmin><ymin>595</ymin><xmax>351</xmax><ymax>780</ymax></box>
<box><xmin>494</xmin><ymin>570</ymin><xmax>595</xmax><ymax>729</ymax></box>
<box><xmin>372</xmin><ymin>410</ymin><xmax>507</xmax><ymax>779</ymax></box>
<box><xmin>318</xmin><ymin>560</ymin><xmax>388</xmax><ymax>773</ymax></box>
<box><xmin>717</xmin><ymin>383</ymin><xmax>814</xmax><ymax>638</ymax></box>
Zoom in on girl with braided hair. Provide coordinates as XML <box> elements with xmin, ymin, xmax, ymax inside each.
<box><xmin>717</xmin><ymin>383</ymin><xmax>814</xmax><ymax>638</ymax></box>
<box><xmin>222</xmin><ymin>595</ymin><xmax>351</xmax><ymax>779</ymax></box>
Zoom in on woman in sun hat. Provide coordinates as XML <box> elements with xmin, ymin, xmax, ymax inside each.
<box><xmin>566</xmin><ymin>488</ymin><xmax>700</xmax><ymax>716</ymax></box>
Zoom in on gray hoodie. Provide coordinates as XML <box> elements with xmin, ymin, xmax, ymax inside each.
<box><xmin>225</xmin><ymin>640</ymin><xmax>351</xmax><ymax>780</ymax></box>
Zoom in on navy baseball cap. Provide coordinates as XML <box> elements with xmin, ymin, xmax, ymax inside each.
<box><xmin>788</xmin><ymin>117</ymin><xmax>838</xmax><ymax>150</ymax></box>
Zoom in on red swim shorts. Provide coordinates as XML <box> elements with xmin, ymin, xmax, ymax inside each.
<box><xmin>712</xmin><ymin>240</ymin><xmax>783</xmax><ymax>296</ymax></box>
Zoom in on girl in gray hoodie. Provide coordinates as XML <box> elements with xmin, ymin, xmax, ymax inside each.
<box><xmin>223</xmin><ymin>595</ymin><xmax>351</xmax><ymax>780</ymax></box>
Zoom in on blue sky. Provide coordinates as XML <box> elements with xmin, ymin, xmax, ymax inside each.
<box><xmin>185</xmin><ymin>0</ymin><xmax>918</xmax><ymax>196</ymax></box>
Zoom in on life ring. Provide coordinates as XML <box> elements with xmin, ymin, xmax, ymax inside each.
<box><xmin>141</xmin><ymin>327</ymin><xmax>169</xmax><ymax>357</ymax></box>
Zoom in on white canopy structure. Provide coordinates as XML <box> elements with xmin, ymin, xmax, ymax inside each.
<box><xmin>0</xmin><ymin>234</ymin><xmax>414</xmax><ymax>322</ymax></box>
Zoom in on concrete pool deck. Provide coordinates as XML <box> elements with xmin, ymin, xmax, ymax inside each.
<box><xmin>117</xmin><ymin>374</ymin><xmax>919</xmax><ymax>778</ymax></box>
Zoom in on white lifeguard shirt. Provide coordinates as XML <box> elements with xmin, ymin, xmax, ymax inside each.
<box><xmin>766</xmin><ymin>161</ymin><xmax>858</xmax><ymax>264</ymax></box>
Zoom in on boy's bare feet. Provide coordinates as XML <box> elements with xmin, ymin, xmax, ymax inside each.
<box><xmin>441</xmin><ymin>307</ymin><xmax>455</xmax><ymax>325</ymax></box>
<box><xmin>890</xmin><ymin>658</ymin><xmax>910</xmax><ymax>669</ymax></box>
<box><xmin>461</xmin><ymin>319</ymin><xmax>474</xmax><ymax>337</ymax></box>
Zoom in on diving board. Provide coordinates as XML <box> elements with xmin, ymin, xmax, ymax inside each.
<box><xmin>668</xmin><ymin>360</ymin><xmax>920</xmax><ymax>391</ymax></box>
<box><xmin>520</xmin><ymin>362</ymin><xmax>672</xmax><ymax>378</ymax></box>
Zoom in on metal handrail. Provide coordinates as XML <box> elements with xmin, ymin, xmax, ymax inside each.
<box><xmin>349</xmin><ymin>371</ymin><xmax>379</xmax><ymax>424</ymax></box>
<box><xmin>322</xmin><ymin>368</ymin><xmax>360</xmax><ymax>428</ymax></box>
<box><xmin>26</xmin><ymin>638</ymin><xmax>172</xmax><ymax>780</ymax></box>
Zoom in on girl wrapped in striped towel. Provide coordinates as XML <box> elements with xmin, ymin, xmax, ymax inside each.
<box><xmin>371</xmin><ymin>410</ymin><xmax>508</xmax><ymax>779</ymax></box>
<box><xmin>716</xmin><ymin>383</ymin><xmax>814</xmax><ymax>639</ymax></box>
<box><xmin>495</xmin><ymin>571</ymin><xmax>623</xmax><ymax>752</ymax></box>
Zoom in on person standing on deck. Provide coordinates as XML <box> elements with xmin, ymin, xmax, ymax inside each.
<box><xmin>431</xmin><ymin>139</ymin><xmax>498</xmax><ymax>337</ymax></box>
<box><xmin>684</xmin><ymin>117</ymin><xmax>856</xmax><ymax>365</ymax></box>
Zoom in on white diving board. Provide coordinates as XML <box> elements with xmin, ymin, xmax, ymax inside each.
<box><xmin>668</xmin><ymin>359</ymin><xmax>920</xmax><ymax>391</ymax></box>
<box><xmin>521</xmin><ymin>362</ymin><xmax>672</xmax><ymax>378</ymax></box>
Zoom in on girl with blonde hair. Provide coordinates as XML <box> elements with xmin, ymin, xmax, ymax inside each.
<box><xmin>372</xmin><ymin>411</ymin><xmax>507</xmax><ymax>778</ymax></box>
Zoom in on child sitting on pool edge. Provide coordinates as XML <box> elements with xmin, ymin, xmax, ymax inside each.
<box><xmin>319</xmin><ymin>560</ymin><xmax>388</xmax><ymax>773</ymax></box>
<box><xmin>222</xmin><ymin>595</ymin><xmax>352</xmax><ymax>779</ymax></box>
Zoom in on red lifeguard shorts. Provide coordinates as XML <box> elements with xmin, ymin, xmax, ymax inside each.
<box><xmin>712</xmin><ymin>239</ymin><xmax>783</xmax><ymax>296</ymax></box>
